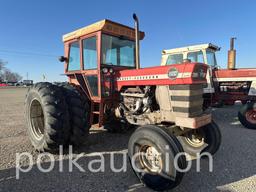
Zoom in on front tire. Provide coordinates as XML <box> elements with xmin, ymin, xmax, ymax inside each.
<box><xmin>25</xmin><ymin>82</ymin><xmax>70</xmax><ymax>151</ymax></box>
<box><xmin>238</xmin><ymin>102</ymin><xmax>256</xmax><ymax>129</ymax></box>
<box><xmin>177</xmin><ymin>121</ymin><xmax>221</xmax><ymax>158</ymax></box>
<box><xmin>128</xmin><ymin>125</ymin><xmax>187</xmax><ymax>191</ymax></box>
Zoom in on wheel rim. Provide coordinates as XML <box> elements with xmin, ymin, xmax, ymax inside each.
<box><xmin>245</xmin><ymin>109</ymin><xmax>256</xmax><ymax>124</ymax></box>
<box><xmin>184</xmin><ymin>129</ymin><xmax>205</xmax><ymax>148</ymax></box>
<box><xmin>139</xmin><ymin>145</ymin><xmax>162</xmax><ymax>173</ymax></box>
<box><xmin>29</xmin><ymin>99</ymin><xmax>45</xmax><ymax>140</ymax></box>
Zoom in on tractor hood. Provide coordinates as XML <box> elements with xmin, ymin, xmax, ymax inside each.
<box><xmin>114</xmin><ymin>63</ymin><xmax>208</xmax><ymax>90</ymax></box>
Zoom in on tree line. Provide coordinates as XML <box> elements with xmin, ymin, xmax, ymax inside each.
<box><xmin>0</xmin><ymin>59</ymin><xmax>22</xmax><ymax>83</ymax></box>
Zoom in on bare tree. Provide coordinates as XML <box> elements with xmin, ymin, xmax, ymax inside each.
<box><xmin>13</xmin><ymin>72</ymin><xmax>22</xmax><ymax>82</ymax></box>
<box><xmin>0</xmin><ymin>59</ymin><xmax>22</xmax><ymax>82</ymax></box>
<box><xmin>2</xmin><ymin>69</ymin><xmax>22</xmax><ymax>82</ymax></box>
<box><xmin>0</xmin><ymin>59</ymin><xmax>6</xmax><ymax>71</ymax></box>
<box><xmin>0</xmin><ymin>60</ymin><xmax>5</xmax><ymax>82</ymax></box>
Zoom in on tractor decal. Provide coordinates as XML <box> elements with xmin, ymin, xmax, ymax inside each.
<box><xmin>116</xmin><ymin>72</ymin><xmax>192</xmax><ymax>81</ymax></box>
<box><xmin>168</xmin><ymin>67</ymin><xmax>179</xmax><ymax>79</ymax></box>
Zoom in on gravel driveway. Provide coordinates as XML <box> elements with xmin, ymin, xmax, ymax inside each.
<box><xmin>0</xmin><ymin>87</ymin><xmax>255</xmax><ymax>192</ymax></box>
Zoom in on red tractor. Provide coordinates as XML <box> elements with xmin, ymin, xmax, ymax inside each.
<box><xmin>161</xmin><ymin>38</ymin><xmax>256</xmax><ymax>129</ymax></box>
<box><xmin>25</xmin><ymin>15</ymin><xmax>221</xmax><ymax>191</ymax></box>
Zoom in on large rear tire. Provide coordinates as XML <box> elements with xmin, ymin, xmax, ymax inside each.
<box><xmin>177</xmin><ymin>121</ymin><xmax>221</xmax><ymax>158</ymax></box>
<box><xmin>128</xmin><ymin>125</ymin><xmax>186</xmax><ymax>191</ymax></box>
<box><xmin>25</xmin><ymin>82</ymin><xmax>70</xmax><ymax>151</ymax></box>
<box><xmin>238</xmin><ymin>102</ymin><xmax>256</xmax><ymax>129</ymax></box>
<box><xmin>56</xmin><ymin>83</ymin><xmax>90</xmax><ymax>146</ymax></box>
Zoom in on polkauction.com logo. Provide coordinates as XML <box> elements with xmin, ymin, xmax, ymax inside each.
<box><xmin>15</xmin><ymin>145</ymin><xmax>214</xmax><ymax>179</ymax></box>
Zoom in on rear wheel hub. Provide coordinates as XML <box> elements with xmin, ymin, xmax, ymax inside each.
<box><xmin>30</xmin><ymin>99</ymin><xmax>45</xmax><ymax>140</ymax></box>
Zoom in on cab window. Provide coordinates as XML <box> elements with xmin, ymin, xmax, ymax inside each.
<box><xmin>101</xmin><ymin>34</ymin><xmax>135</xmax><ymax>67</ymax></box>
<box><xmin>166</xmin><ymin>54</ymin><xmax>183</xmax><ymax>65</ymax></box>
<box><xmin>85</xmin><ymin>75</ymin><xmax>98</xmax><ymax>96</ymax></box>
<box><xmin>187</xmin><ymin>51</ymin><xmax>204</xmax><ymax>63</ymax></box>
<box><xmin>68</xmin><ymin>42</ymin><xmax>80</xmax><ymax>71</ymax></box>
<box><xmin>206</xmin><ymin>50</ymin><xmax>217</xmax><ymax>66</ymax></box>
<box><xmin>83</xmin><ymin>37</ymin><xmax>97</xmax><ymax>70</ymax></box>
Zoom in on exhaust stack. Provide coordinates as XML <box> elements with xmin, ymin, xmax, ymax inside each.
<box><xmin>133</xmin><ymin>13</ymin><xmax>140</xmax><ymax>69</ymax></box>
<box><xmin>227</xmin><ymin>37</ymin><xmax>237</xmax><ymax>70</ymax></box>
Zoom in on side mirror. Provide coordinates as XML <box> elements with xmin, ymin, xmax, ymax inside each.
<box><xmin>59</xmin><ymin>56</ymin><xmax>67</xmax><ymax>62</ymax></box>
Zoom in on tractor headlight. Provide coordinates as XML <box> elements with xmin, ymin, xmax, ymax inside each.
<box><xmin>192</xmin><ymin>71</ymin><xmax>206</xmax><ymax>78</ymax></box>
<box><xmin>102</xmin><ymin>67</ymin><xmax>108</xmax><ymax>74</ymax></box>
<box><xmin>109</xmin><ymin>68</ymin><xmax>114</xmax><ymax>74</ymax></box>
<box><xmin>192</xmin><ymin>66</ymin><xmax>206</xmax><ymax>79</ymax></box>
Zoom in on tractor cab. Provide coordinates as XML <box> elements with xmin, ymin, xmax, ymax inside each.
<box><xmin>61</xmin><ymin>19</ymin><xmax>145</xmax><ymax>126</ymax></box>
<box><xmin>161</xmin><ymin>43</ymin><xmax>220</xmax><ymax>67</ymax></box>
<box><xmin>161</xmin><ymin>43</ymin><xmax>220</xmax><ymax>93</ymax></box>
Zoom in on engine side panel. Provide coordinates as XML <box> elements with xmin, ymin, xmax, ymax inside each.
<box><xmin>212</xmin><ymin>68</ymin><xmax>256</xmax><ymax>99</ymax></box>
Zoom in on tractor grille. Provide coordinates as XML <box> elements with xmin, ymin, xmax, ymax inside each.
<box><xmin>169</xmin><ymin>84</ymin><xmax>204</xmax><ymax>117</ymax></box>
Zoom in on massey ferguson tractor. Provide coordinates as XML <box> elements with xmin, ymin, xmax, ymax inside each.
<box><xmin>161</xmin><ymin>38</ymin><xmax>256</xmax><ymax>130</ymax></box>
<box><xmin>25</xmin><ymin>15</ymin><xmax>221</xmax><ymax>191</ymax></box>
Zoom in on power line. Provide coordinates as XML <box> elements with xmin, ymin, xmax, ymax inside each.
<box><xmin>0</xmin><ymin>49</ymin><xmax>59</xmax><ymax>58</ymax></box>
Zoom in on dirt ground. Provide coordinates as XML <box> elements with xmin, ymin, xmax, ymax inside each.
<box><xmin>0</xmin><ymin>87</ymin><xmax>255</xmax><ymax>192</ymax></box>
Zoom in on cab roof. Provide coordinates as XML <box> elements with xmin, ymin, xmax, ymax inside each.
<box><xmin>63</xmin><ymin>19</ymin><xmax>145</xmax><ymax>42</ymax></box>
<box><xmin>162</xmin><ymin>43</ymin><xmax>220</xmax><ymax>55</ymax></box>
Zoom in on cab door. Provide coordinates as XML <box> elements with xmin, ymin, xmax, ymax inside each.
<box><xmin>80</xmin><ymin>33</ymin><xmax>106</xmax><ymax>126</ymax></box>
<box><xmin>81</xmin><ymin>35</ymin><xmax>100</xmax><ymax>100</ymax></box>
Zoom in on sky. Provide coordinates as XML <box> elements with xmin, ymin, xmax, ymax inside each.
<box><xmin>0</xmin><ymin>0</ymin><xmax>256</xmax><ymax>82</ymax></box>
